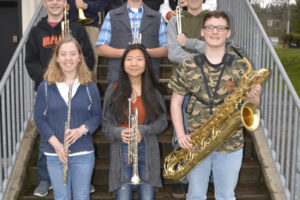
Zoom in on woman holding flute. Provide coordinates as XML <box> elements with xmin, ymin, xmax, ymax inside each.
<box><xmin>34</xmin><ymin>36</ymin><xmax>101</xmax><ymax>199</ymax></box>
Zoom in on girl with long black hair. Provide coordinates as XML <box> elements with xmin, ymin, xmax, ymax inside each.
<box><xmin>102</xmin><ymin>44</ymin><xmax>168</xmax><ymax>200</ymax></box>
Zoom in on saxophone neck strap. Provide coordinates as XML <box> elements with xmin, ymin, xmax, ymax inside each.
<box><xmin>194</xmin><ymin>53</ymin><xmax>235</xmax><ymax>114</ymax></box>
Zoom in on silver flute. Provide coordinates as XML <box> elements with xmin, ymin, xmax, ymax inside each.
<box><xmin>63</xmin><ymin>83</ymin><xmax>72</xmax><ymax>185</ymax></box>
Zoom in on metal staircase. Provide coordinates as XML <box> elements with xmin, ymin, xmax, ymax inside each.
<box><xmin>21</xmin><ymin>57</ymin><xmax>270</xmax><ymax>199</ymax></box>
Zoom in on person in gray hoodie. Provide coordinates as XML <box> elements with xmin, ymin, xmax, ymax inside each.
<box><xmin>102</xmin><ymin>44</ymin><xmax>168</xmax><ymax>200</ymax></box>
<box><xmin>167</xmin><ymin>0</ymin><xmax>208</xmax><ymax>63</ymax></box>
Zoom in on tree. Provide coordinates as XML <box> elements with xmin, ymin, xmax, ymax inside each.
<box><xmin>290</xmin><ymin>0</ymin><xmax>300</xmax><ymax>33</ymax></box>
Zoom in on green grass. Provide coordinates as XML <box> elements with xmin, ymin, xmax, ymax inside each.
<box><xmin>274</xmin><ymin>47</ymin><xmax>300</xmax><ymax>97</ymax></box>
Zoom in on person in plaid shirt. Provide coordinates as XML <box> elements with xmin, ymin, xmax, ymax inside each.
<box><xmin>96</xmin><ymin>0</ymin><xmax>168</xmax><ymax>83</ymax></box>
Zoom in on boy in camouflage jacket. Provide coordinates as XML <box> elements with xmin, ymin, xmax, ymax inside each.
<box><xmin>168</xmin><ymin>10</ymin><xmax>262</xmax><ymax>199</ymax></box>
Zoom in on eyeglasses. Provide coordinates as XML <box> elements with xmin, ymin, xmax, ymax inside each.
<box><xmin>203</xmin><ymin>25</ymin><xmax>229</xmax><ymax>32</ymax></box>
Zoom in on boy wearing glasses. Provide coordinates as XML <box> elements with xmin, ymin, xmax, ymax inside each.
<box><xmin>167</xmin><ymin>0</ymin><xmax>209</xmax><ymax>197</ymax></box>
<box><xmin>168</xmin><ymin>10</ymin><xmax>262</xmax><ymax>199</ymax></box>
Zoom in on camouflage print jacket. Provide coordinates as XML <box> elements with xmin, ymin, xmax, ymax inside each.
<box><xmin>168</xmin><ymin>53</ymin><xmax>248</xmax><ymax>153</ymax></box>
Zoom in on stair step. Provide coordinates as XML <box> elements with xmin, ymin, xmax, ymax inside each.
<box><xmin>97</xmin><ymin>79</ymin><xmax>172</xmax><ymax>97</ymax></box>
<box><xmin>97</xmin><ymin>79</ymin><xmax>170</xmax><ymax>84</ymax></box>
<box><xmin>97</xmin><ymin>63</ymin><xmax>174</xmax><ymax>80</ymax></box>
<box><xmin>28</xmin><ymin>156</ymin><xmax>261</xmax><ymax>186</ymax></box>
<box><xmin>22</xmin><ymin>183</ymin><xmax>269</xmax><ymax>200</ymax></box>
<box><xmin>92</xmin><ymin>134</ymin><xmax>174</xmax><ymax>160</ymax></box>
<box><xmin>98</xmin><ymin>63</ymin><xmax>174</xmax><ymax>69</ymax></box>
<box><xmin>98</xmin><ymin>57</ymin><xmax>174</xmax><ymax>65</ymax></box>
<box><xmin>92</xmin><ymin>130</ymin><xmax>255</xmax><ymax>160</ymax></box>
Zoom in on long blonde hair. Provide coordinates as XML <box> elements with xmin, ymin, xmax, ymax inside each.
<box><xmin>44</xmin><ymin>36</ymin><xmax>92</xmax><ymax>85</ymax></box>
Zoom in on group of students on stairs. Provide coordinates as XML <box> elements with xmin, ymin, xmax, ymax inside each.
<box><xmin>25</xmin><ymin>0</ymin><xmax>262</xmax><ymax>199</ymax></box>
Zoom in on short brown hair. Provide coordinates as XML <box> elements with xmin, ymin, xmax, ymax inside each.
<box><xmin>44</xmin><ymin>36</ymin><xmax>92</xmax><ymax>85</ymax></box>
<box><xmin>203</xmin><ymin>10</ymin><xmax>230</xmax><ymax>28</ymax></box>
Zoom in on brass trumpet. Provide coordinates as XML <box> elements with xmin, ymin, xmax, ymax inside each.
<box><xmin>77</xmin><ymin>8</ymin><xmax>93</xmax><ymax>25</ymax></box>
<box><xmin>61</xmin><ymin>5</ymin><xmax>70</xmax><ymax>37</ymax></box>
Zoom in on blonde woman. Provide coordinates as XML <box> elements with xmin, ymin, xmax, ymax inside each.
<box><xmin>34</xmin><ymin>36</ymin><xmax>101</xmax><ymax>199</ymax></box>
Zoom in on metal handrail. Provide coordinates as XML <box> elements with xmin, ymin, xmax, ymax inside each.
<box><xmin>0</xmin><ymin>2</ymin><xmax>46</xmax><ymax>199</ymax></box>
<box><xmin>244</xmin><ymin>0</ymin><xmax>300</xmax><ymax>108</ymax></box>
<box><xmin>0</xmin><ymin>3</ymin><xmax>46</xmax><ymax>92</ymax></box>
<box><xmin>218</xmin><ymin>0</ymin><xmax>300</xmax><ymax>199</ymax></box>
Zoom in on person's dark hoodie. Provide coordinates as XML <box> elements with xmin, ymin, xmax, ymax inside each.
<box><xmin>25</xmin><ymin>16</ymin><xmax>95</xmax><ymax>91</ymax></box>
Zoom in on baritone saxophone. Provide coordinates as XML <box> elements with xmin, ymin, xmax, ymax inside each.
<box><xmin>163</xmin><ymin>47</ymin><xmax>270</xmax><ymax>182</ymax></box>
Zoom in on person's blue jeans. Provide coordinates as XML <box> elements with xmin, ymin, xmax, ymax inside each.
<box><xmin>115</xmin><ymin>140</ymin><xmax>154</xmax><ymax>200</ymax></box>
<box><xmin>37</xmin><ymin>139</ymin><xmax>50</xmax><ymax>183</ymax></box>
<box><xmin>46</xmin><ymin>153</ymin><xmax>95</xmax><ymax>200</ymax></box>
<box><xmin>186</xmin><ymin>148</ymin><xmax>243</xmax><ymax>200</ymax></box>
